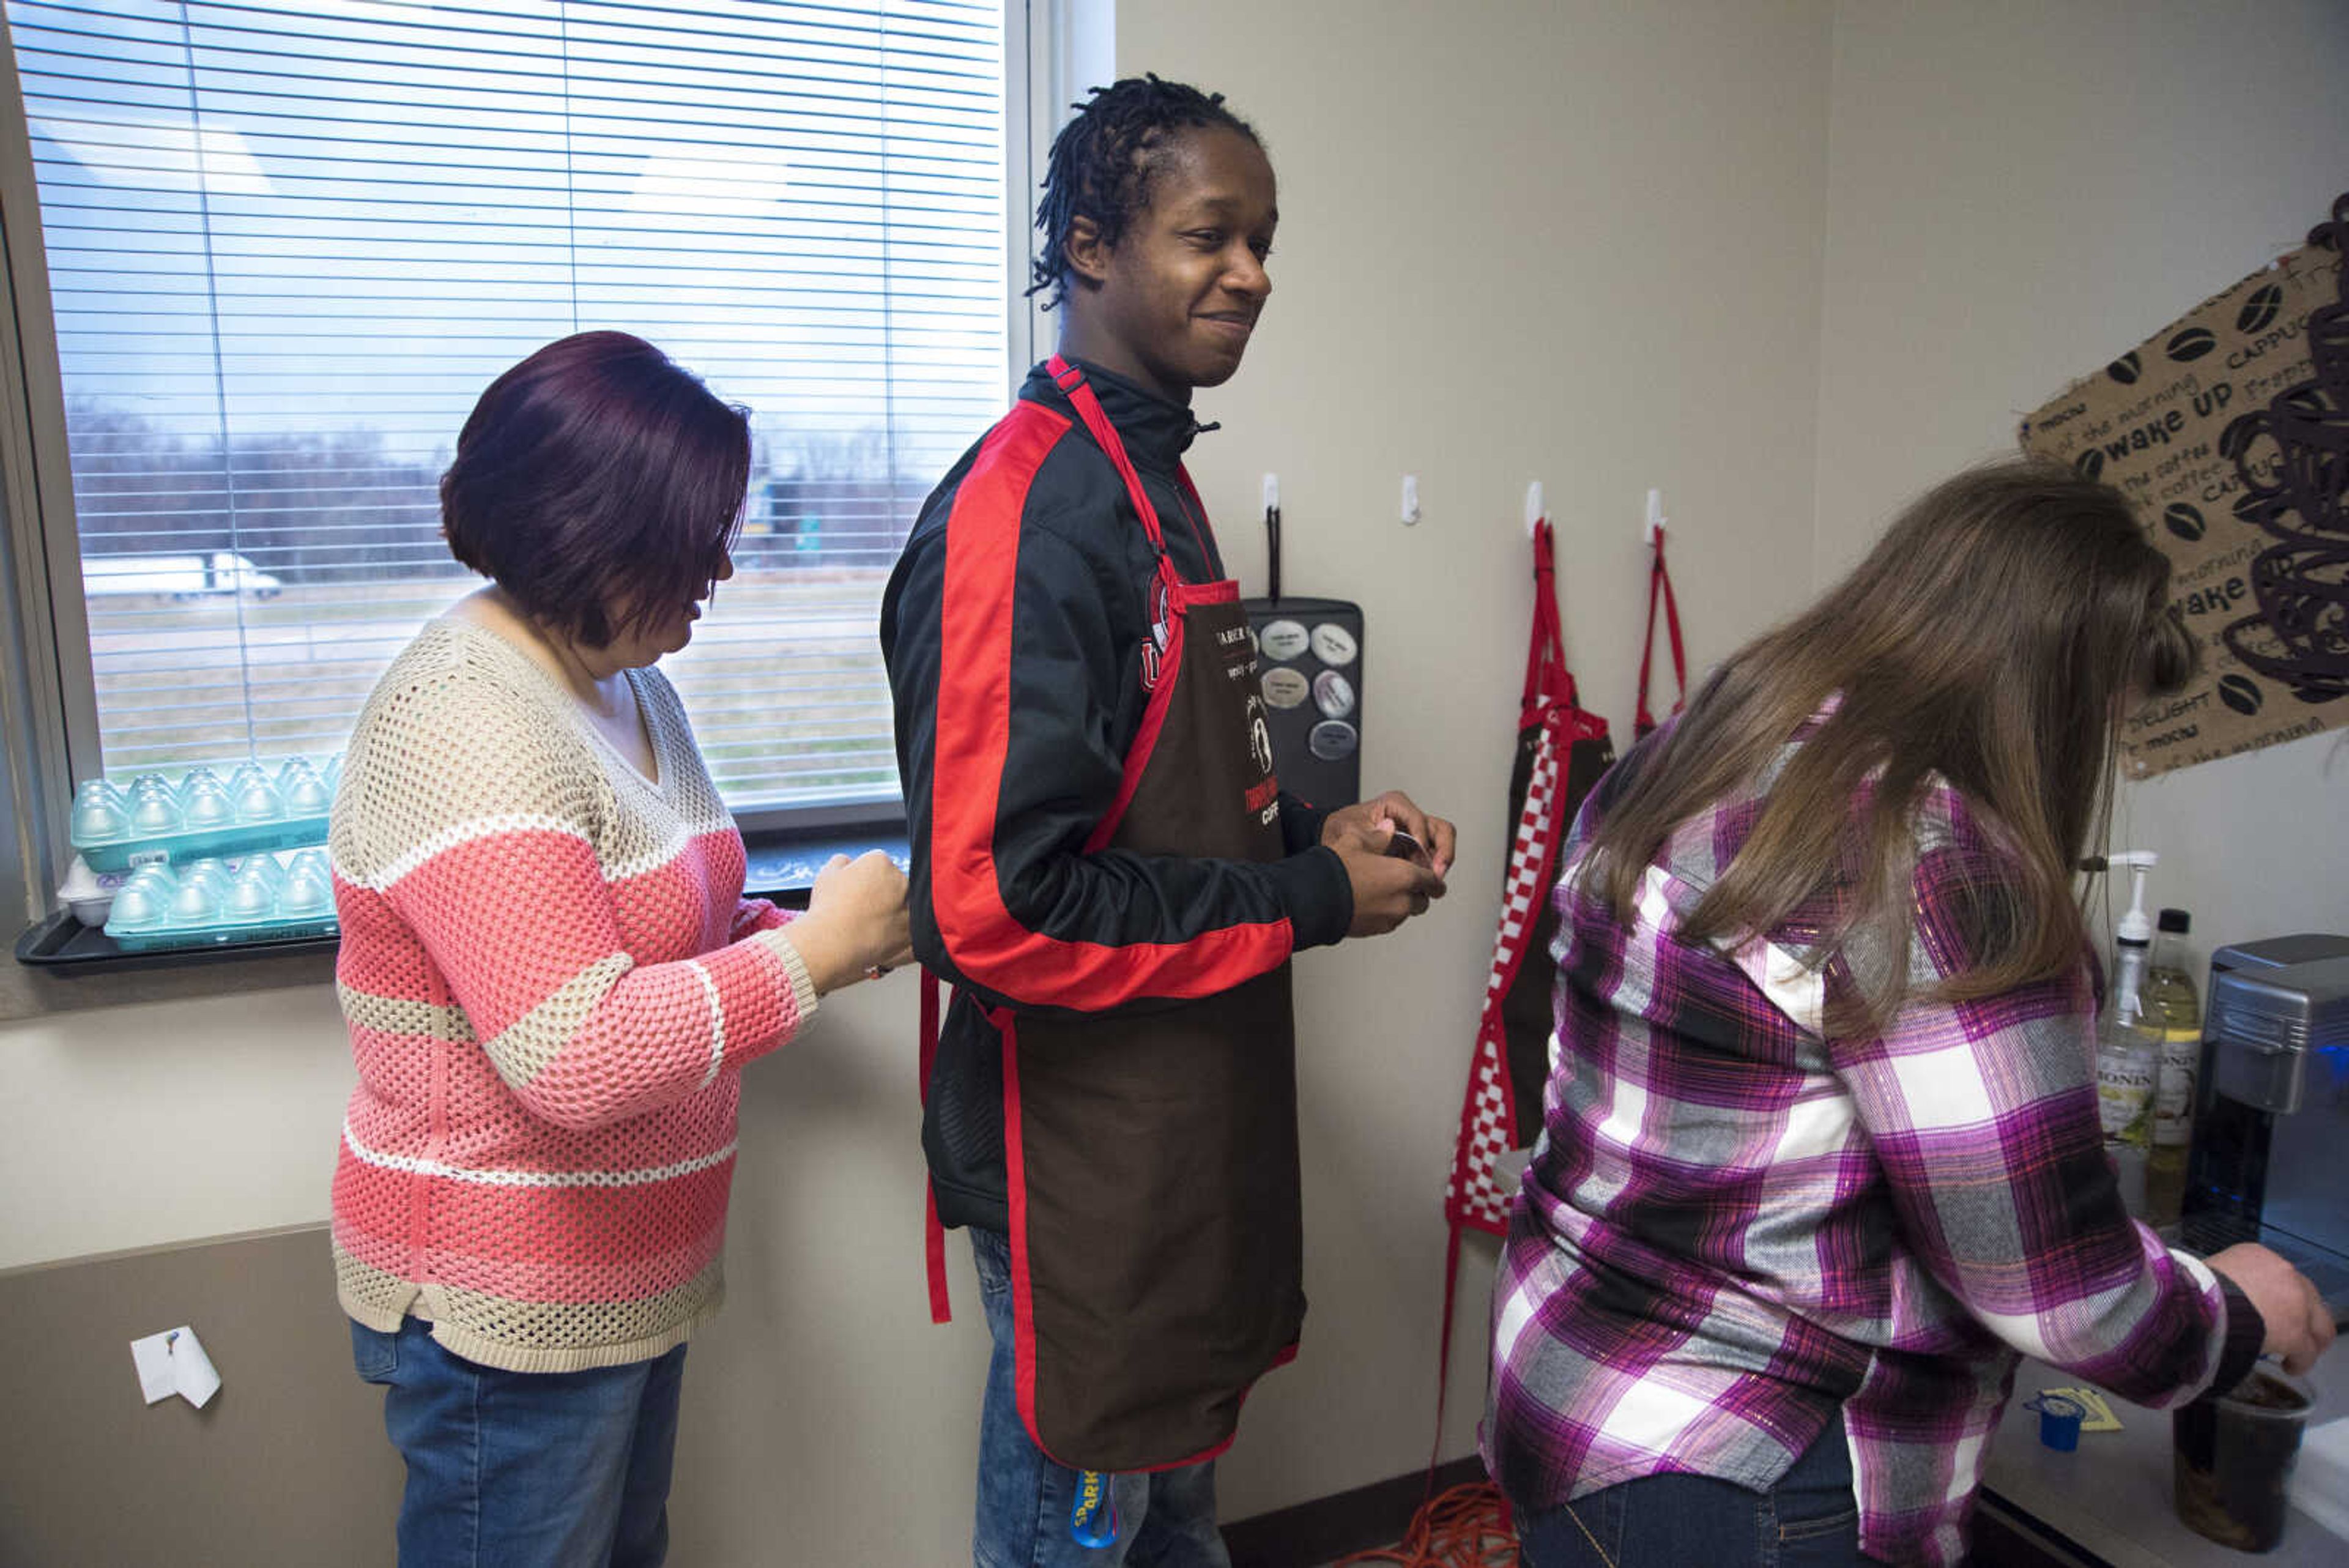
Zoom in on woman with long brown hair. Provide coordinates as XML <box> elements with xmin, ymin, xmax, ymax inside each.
<box><xmin>1484</xmin><ymin>460</ymin><xmax>2333</xmax><ymax>1567</ymax></box>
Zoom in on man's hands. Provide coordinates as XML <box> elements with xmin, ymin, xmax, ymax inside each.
<box><xmin>1321</xmin><ymin>789</ymin><xmax>1457</xmax><ymax>938</ymax></box>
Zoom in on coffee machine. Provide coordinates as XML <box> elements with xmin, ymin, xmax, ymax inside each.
<box><xmin>2180</xmin><ymin>934</ymin><xmax>2349</xmax><ymax>1313</ymax></box>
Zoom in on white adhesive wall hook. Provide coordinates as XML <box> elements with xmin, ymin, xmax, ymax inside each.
<box><xmin>1401</xmin><ymin>473</ymin><xmax>1421</xmax><ymax>526</ymax></box>
<box><xmin>1263</xmin><ymin>472</ymin><xmax>1279</xmax><ymax>513</ymax></box>
<box><xmin>1644</xmin><ymin>487</ymin><xmax>1666</xmax><ymax>548</ymax></box>
<box><xmin>1525</xmin><ymin>481</ymin><xmax>1545</xmax><ymax>537</ymax></box>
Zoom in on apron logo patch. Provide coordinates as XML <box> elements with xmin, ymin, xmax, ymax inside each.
<box><xmin>1140</xmin><ymin>578</ymin><xmax>1173</xmax><ymax>691</ymax></box>
<box><xmin>1249</xmin><ymin>713</ymin><xmax>1274</xmax><ymax>777</ymax></box>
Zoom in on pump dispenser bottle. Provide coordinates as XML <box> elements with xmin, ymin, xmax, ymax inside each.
<box><xmin>2094</xmin><ymin>853</ymin><xmax>2162</xmax><ymax>1217</ymax></box>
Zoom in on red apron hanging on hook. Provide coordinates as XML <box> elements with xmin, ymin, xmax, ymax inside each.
<box><xmin>1635</xmin><ymin>515</ymin><xmax>1687</xmax><ymax>738</ymax></box>
<box><xmin>1433</xmin><ymin>514</ymin><xmax>1615</xmax><ymax>1456</ymax></box>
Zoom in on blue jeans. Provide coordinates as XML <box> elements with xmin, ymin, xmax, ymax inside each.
<box><xmin>1515</xmin><ymin>1413</ymin><xmax>1876</xmax><ymax>1568</ymax></box>
<box><xmin>971</xmin><ymin>1227</ymin><xmax>1231</xmax><ymax>1568</ymax></box>
<box><xmin>351</xmin><ymin>1317</ymin><xmax>686</xmax><ymax>1568</ymax></box>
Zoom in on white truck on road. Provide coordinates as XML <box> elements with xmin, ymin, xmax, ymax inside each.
<box><xmin>83</xmin><ymin>551</ymin><xmax>283</xmax><ymax>599</ymax></box>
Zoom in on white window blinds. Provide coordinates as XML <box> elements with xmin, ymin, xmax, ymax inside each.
<box><xmin>10</xmin><ymin>0</ymin><xmax>1006</xmax><ymax>812</ymax></box>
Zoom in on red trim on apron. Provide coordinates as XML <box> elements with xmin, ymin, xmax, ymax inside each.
<box><xmin>1081</xmin><ymin>579</ymin><xmax>1242</xmax><ymax>853</ymax></box>
<box><xmin>1058</xmin><ymin>353</ymin><xmax>1200</xmax><ymax>855</ymax></box>
<box><xmin>1049</xmin><ymin>355</ymin><xmax>1181</xmax><ymax>587</ymax></box>
<box><xmin>1084</xmin><ymin>603</ymin><xmax>1189</xmax><ymax>855</ymax></box>
<box><xmin>995</xmin><ymin>1005</ymin><xmax>1048</xmax><ymax>1455</ymax></box>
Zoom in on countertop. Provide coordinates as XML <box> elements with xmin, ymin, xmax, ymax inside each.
<box><xmin>1979</xmin><ymin>1341</ymin><xmax>2346</xmax><ymax>1566</ymax></box>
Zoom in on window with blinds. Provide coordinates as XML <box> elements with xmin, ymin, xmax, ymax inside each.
<box><xmin>9</xmin><ymin>0</ymin><xmax>1008</xmax><ymax>815</ymax></box>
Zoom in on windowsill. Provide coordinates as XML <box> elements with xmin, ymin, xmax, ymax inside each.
<box><xmin>4</xmin><ymin>817</ymin><xmax>908</xmax><ymax>1020</ymax></box>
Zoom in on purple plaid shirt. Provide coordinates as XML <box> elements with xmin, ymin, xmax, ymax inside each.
<box><xmin>1482</xmin><ymin>724</ymin><xmax>2257</xmax><ymax>1566</ymax></box>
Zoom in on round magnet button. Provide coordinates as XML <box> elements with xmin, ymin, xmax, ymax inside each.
<box><xmin>1308</xmin><ymin>719</ymin><xmax>1358</xmax><ymax>760</ymax></box>
<box><xmin>1312</xmin><ymin>669</ymin><xmax>1356</xmax><ymax>718</ymax></box>
<box><xmin>1309</xmin><ymin>622</ymin><xmax>1358</xmax><ymax>666</ymax></box>
<box><xmin>1258</xmin><ymin>619</ymin><xmax>1309</xmax><ymax>661</ymax></box>
<box><xmin>1261</xmin><ymin>666</ymin><xmax>1310</xmax><ymax>709</ymax></box>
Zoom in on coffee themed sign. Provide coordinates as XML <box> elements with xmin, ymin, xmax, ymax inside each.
<box><xmin>2019</xmin><ymin>193</ymin><xmax>2349</xmax><ymax>779</ymax></box>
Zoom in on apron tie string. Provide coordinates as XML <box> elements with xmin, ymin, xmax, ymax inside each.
<box><xmin>920</xmin><ymin>968</ymin><xmax>951</xmax><ymax>1325</ymax></box>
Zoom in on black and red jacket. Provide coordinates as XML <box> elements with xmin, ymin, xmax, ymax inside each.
<box><xmin>880</xmin><ymin>359</ymin><xmax>1354</xmax><ymax>1233</ymax></box>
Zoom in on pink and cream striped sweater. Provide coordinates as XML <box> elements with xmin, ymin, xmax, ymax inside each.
<box><xmin>328</xmin><ymin>617</ymin><xmax>817</xmax><ymax>1372</ymax></box>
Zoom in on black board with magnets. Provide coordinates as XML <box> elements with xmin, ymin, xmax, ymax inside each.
<box><xmin>1242</xmin><ymin>594</ymin><xmax>1364</xmax><ymax>813</ymax></box>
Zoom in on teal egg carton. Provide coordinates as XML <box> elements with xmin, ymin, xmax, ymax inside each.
<box><xmin>70</xmin><ymin>756</ymin><xmax>339</xmax><ymax>872</ymax></box>
<box><xmin>102</xmin><ymin>849</ymin><xmax>339</xmax><ymax>952</ymax></box>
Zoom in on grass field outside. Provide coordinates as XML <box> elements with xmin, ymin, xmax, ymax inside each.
<box><xmin>83</xmin><ymin>566</ymin><xmax>906</xmax><ymax>809</ymax></box>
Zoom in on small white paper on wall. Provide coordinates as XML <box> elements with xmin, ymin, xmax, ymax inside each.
<box><xmin>129</xmin><ymin>1325</ymin><xmax>222</xmax><ymax>1410</ymax></box>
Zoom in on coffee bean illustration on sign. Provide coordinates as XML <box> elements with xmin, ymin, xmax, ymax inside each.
<box><xmin>2019</xmin><ymin>190</ymin><xmax>2349</xmax><ymax>775</ymax></box>
<box><xmin>2214</xmin><ymin>191</ymin><xmax>2349</xmax><ymax>707</ymax></box>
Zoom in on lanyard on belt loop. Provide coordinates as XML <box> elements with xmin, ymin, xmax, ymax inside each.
<box><xmin>1634</xmin><ymin>488</ymin><xmax>1686</xmax><ymax>740</ymax></box>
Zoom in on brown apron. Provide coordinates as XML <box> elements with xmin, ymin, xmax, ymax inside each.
<box><xmin>993</xmin><ymin>356</ymin><xmax>1302</xmax><ymax>1472</ymax></box>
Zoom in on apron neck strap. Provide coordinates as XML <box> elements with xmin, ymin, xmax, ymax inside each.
<box><xmin>1635</xmin><ymin>522</ymin><xmax>1687</xmax><ymax>737</ymax></box>
<box><xmin>1050</xmin><ymin>354</ymin><xmax>1171</xmax><ymax>562</ymax></box>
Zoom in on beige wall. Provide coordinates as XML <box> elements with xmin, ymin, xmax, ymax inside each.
<box><xmin>0</xmin><ymin>984</ymin><xmax>351</xmax><ymax>1268</ymax></box>
<box><xmin>9</xmin><ymin>2</ymin><xmax>2343</xmax><ymax>1562</ymax></box>
<box><xmin>1812</xmin><ymin>0</ymin><xmax>2349</xmax><ymax>961</ymax></box>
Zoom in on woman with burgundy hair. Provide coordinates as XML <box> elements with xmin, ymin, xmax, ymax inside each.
<box><xmin>328</xmin><ymin>331</ymin><xmax>910</xmax><ymax>1566</ymax></box>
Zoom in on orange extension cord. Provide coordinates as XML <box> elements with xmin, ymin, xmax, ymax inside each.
<box><xmin>1330</xmin><ymin>1479</ymin><xmax>1518</xmax><ymax>1567</ymax></box>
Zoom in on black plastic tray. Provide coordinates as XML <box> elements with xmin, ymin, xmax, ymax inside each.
<box><xmin>15</xmin><ymin>908</ymin><xmax>338</xmax><ymax>974</ymax></box>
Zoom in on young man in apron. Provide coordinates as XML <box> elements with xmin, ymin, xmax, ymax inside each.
<box><xmin>881</xmin><ymin>76</ymin><xmax>1457</xmax><ymax>1567</ymax></box>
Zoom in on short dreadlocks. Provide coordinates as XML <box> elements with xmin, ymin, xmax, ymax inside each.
<box><xmin>1029</xmin><ymin>75</ymin><xmax>1263</xmax><ymax>309</ymax></box>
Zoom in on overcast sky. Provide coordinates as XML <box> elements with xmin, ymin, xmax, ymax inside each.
<box><xmin>12</xmin><ymin>0</ymin><xmax>1009</xmax><ymax>474</ymax></box>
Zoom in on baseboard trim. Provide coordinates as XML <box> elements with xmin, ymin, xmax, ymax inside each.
<box><xmin>1223</xmin><ymin>1455</ymin><xmax>1491</xmax><ymax>1568</ymax></box>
